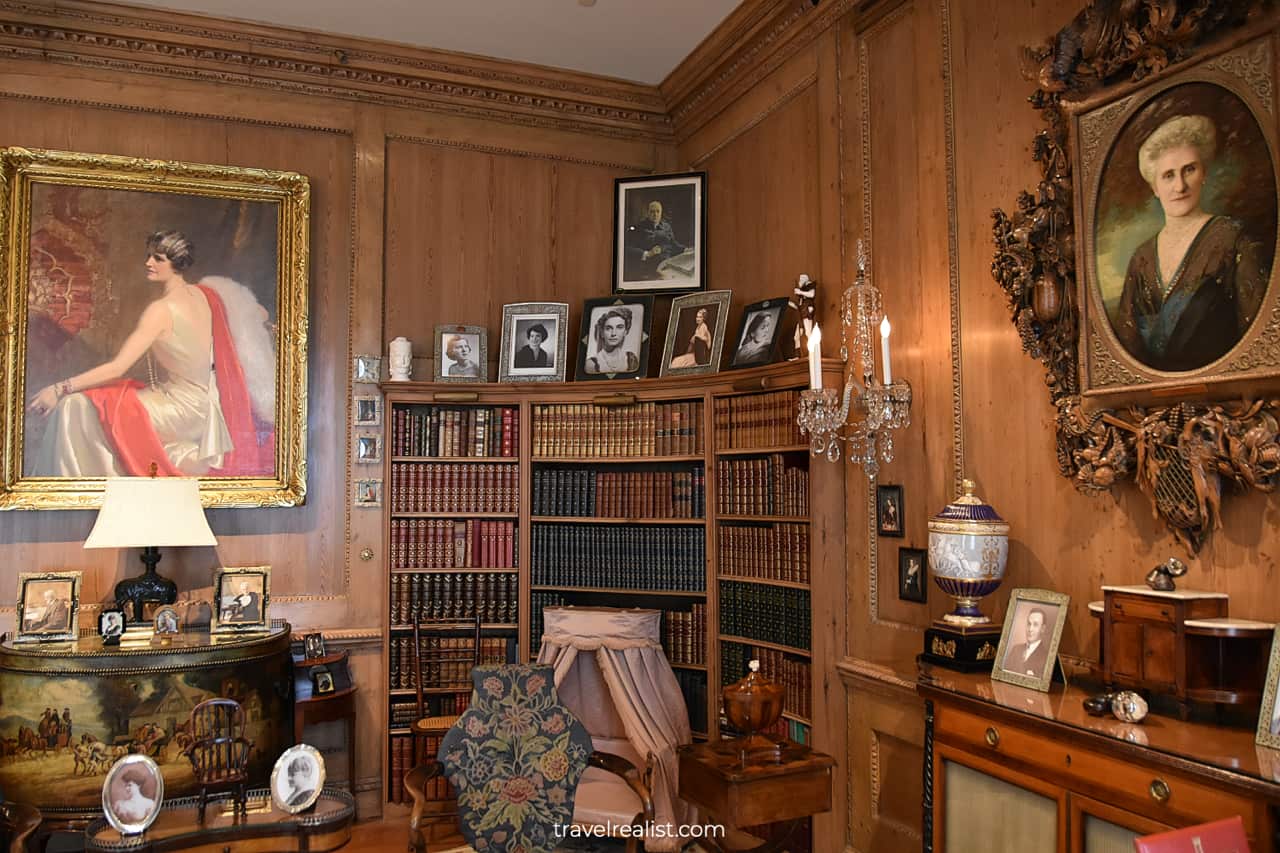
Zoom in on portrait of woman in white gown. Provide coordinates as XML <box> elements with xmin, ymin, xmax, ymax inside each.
<box><xmin>27</xmin><ymin>230</ymin><xmax>276</xmax><ymax>477</ymax></box>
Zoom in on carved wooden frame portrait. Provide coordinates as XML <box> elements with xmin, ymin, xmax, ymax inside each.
<box><xmin>991</xmin><ymin>3</ymin><xmax>1280</xmax><ymax>552</ymax></box>
<box><xmin>0</xmin><ymin>147</ymin><xmax>310</xmax><ymax>510</ymax></box>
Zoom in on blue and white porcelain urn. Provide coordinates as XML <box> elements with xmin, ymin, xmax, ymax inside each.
<box><xmin>928</xmin><ymin>479</ymin><xmax>1009</xmax><ymax>626</ymax></box>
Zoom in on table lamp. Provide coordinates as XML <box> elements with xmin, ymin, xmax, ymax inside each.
<box><xmin>85</xmin><ymin>476</ymin><xmax>217</xmax><ymax>622</ymax></box>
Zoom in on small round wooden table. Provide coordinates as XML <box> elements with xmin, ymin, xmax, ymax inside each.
<box><xmin>294</xmin><ymin>649</ymin><xmax>358</xmax><ymax>818</ymax></box>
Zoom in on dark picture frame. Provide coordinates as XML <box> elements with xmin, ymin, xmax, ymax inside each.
<box><xmin>211</xmin><ymin>566</ymin><xmax>271</xmax><ymax>634</ymax></box>
<box><xmin>897</xmin><ymin>547</ymin><xmax>927</xmax><ymax>604</ymax></box>
<box><xmin>613</xmin><ymin>172</ymin><xmax>706</xmax><ymax>294</ymax></box>
<box><xmin>15</xmin><ymin>570</ymin><xmax>81</xmax><ymax>643</ymax></box>
<box><xmin>876</xmin><ymin>485</ymin><xmax>904</xmax><ymax>538</ymax></box>
<box><xmin>575</xmin><ymin>295</ymin><xmax>653</xmax><ymax>381</ymax></box>
<box><xmin>498</xmin><ymin>302</ymin><xmax>569</xmax><ymax>383</ymax></box>
<box><xmin>727</xmin><ymin>298</ymin><xmax>787</xmax><ymax>370</ymax></box>
<box><xmin>302</xmin><ymin>632</ymin><xmax>326</xmax><ymax>660</ymax></box>
<box><xmin>434</xmin><ymin>324</ymin><xmax>488</xmax><ymax>383</ymax></box>
<box><xmin>311</xmin><ymin>665</ymin><xmax>335</xmax><ymax>694</ymax></box>
<box><xmin>659</xmin><ymin>290</ymin><xmax>731</xmax><ymax>378</ymax></box>
<box><xmin>353</xmin><ymin>396</ymin><xmax>381</xmax><ymax>427</ymax></box>
<box><xmin>98</xmin><ymin>607</ymin><xmax>126</xmax><ymax>643</ymax></box>
<box><xmin>992</xmin><ymin>587</ymin><xmax>1070</xmax><ymax>692</ymax></box>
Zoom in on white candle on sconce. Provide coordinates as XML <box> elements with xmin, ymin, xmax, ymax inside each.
<box><xmin>880</xmin><ymin>316</ymin><xmax>892</xmax><ymax>384</ymax></box>
<box><xmin>807</xmin><ymin>324</ymin><xmax>823</xmax><ymax>390</ymax></box>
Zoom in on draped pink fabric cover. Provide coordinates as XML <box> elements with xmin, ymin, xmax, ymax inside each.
<box><xmin>536</xmin><ymin>606</ymin><xmax>694</xmax><ymax>851</ymax></box>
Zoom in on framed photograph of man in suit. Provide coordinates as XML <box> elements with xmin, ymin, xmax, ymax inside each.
<box><xmin>211</xmin><ymin>566</ymin><xmax>271</xmax><ymax>634</ymax></box>
<box><xmin>613</xmin><ymin>172</ymin><xmax>706</xmax><ymax>294</ymax></box>
<box><xmin>992</xmin><ymin>588</ymin><xmax>1070</xmax><ymax>692</ymax></box>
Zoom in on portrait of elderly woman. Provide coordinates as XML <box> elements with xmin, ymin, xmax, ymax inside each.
<box><xmin>1092</xmin><ymin>83</ymin><xmax>1277</xmax><ymax>375</ymax></box>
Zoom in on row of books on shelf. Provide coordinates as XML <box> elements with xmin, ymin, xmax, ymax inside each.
<box><xmin>390</xmin><ymin>694</ymin><xmax>470</xmax><ymax>727</ymax></box>
<box><xmin>719</xmin><ymin>581</ymin><xmax>810</xmax><ymax>651</ymax></box>
<box><xmin>391</xmin><ymin>463</ymin><xmax>518</xmax><ymax>514</ymax></box>
<box><xmin>662</xmin><ymin>604</ymin><xmax>706</xmax><ymax>666</ymax></box>
<box><xmin>388</xmin><ymin>636</ymin><xmax>510</xmax><ymax>690</ymax></box>
<box><xmin>532</xmin><ymin>401</ymin><xmax>704</xmax><ymax>458</ymax></box>
<box><xmin>531</xmin><ymin>524</ymin><xmax>706</xmax><ymax>592</ymax></box>
<box><xmin>390</xmin><ymin>519</ymin><xmax>517</xmax><ymax>569</ymax></box>
<box><xmin>388</xmin><ymin>733</ymin><xmax>452</xmax><ymax>804</ymax></box>
<box><xmin>713</xmin><ymin>389</ymin><xmax>807</xmax><ymax>450</ymax></box>
<box><xmin>528</xmin><ymin>591</ymin><xmax>565</xmax><ymax>648</ymax></box>
<box><xmin>716</xmin><ymin>455</ymin><xmax>809</xmax><ymax>516</ymax></box>
<box><xmin>674</xmin><ymin>668</ymin><xmax>708</xmax><ymax>735</ymax></box>
<box><xmin>392</xmin><ymin>405</ymin><xmax>518</xmax><ymax>458</ymax></box>
<box><xmin>720</xmin><ymin>642</ymin><xmax>811</xmax><ymax>720</ymax></box>
<box><xmin>533</xmin><ymin>468</ymin><xmax>706</xmax><ymax>519</ymax></box>
<box><xmin>389</xmin><ymin>572</ymin><xmax>518</xmax><ymax>626</ymax></box>
<box><xmin>717</xmin><ymin>522</ymin><xmax>810</xmax><ymax>584</ymax></box>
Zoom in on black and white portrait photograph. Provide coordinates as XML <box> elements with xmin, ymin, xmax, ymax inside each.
<box><xmin>576</xmin><ymin>296</ymin><xmax>653</xmax><ymax>381</ymax></box>
<box><xmin>499</xmin><ymin>303</ymin><xmax>568</xmax><ymax>382</ymax></box>
<box><xmin>353</xmin><ymin>395</ymin><xmax>381</xmax><ymax>427</ymax></box>
<box><xmin>434</xmin><ymin>325</ymin><xmax>487</xmax><ymax>382</ymax></box>
<box><xmin>303</xmin><ymin>632</ymin><xmax>325</xmax><ymax>660</ymax></box>
<box><xmin>660</xmin><ymin>291</ymin><xmax>730</xmax><ymax>378</ymax></box>
<box><xmin>613</xmin><ymin>172</ymin><xmax>706</xmax><ymax>294</ymax></box>
<box><xmin>212</xmin><ymin>566</ymin><xmax>270</xmax><ymax>633</ymax></box>
<box><xmin>16</xmin><ymin>571</ymin><xmax>80</xmax><ymax>643</ymax></box>
<box><xmin>311</xmin><ymin>665</ymin><xmax>335</xmax><ymax>694</ymax></box>
<box><xmin>102</xmin><ymin>754</ymin><xmax>163</xmax><ymax>834</ymax></box>
<box><xmin>876</xmin><ymin>485</ymin><xmax>904</xmax><ymax>538</ymax></box>
<box><xmin>98</xmin><ymin>608</ymin><xmax>125</xmax><ymax>642</ymax></box>
<box><xmin>271</xmin><ymin>744</ymin><xmax>325</xmax><ymax>814</ymax></box>
<box><xmin>898</xmin><ymin>547</ymin><xmax>927</xmax><ymax>604</ymax></box>
<box><xmin>153</xmin><ymin>606</ymin><xmax>179</xmax><ymax>635</ymax></box>
<box><xmin>993</xmin><ymin>588</ymin><xmax>1070</xmax><ymax>692</ymax></box>
<box><xmin>728</xmin><ymin>298</ymin><xmax>787</xmax><ymax>369</ymax></box>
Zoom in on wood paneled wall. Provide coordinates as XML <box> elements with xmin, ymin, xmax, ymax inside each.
<box><xmin>668</xmin><ymin>0</ymin><xmax>1280</xmax><ymax>849</ymax></box>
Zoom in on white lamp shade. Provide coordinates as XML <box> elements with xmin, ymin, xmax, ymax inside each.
<box><xmin>84</xmin><ymin>478</ymin><xmax>217</xmax><ymax>549</ymax></box>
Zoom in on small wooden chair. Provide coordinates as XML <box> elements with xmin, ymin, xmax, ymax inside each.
<box><xmin>183</xmin><ymin>698</ymin><xmax>255</xmax><ymax>823</ymax></box>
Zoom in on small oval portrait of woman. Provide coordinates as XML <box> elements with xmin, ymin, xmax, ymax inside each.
<box><xmin>103</xmin><ymin>754</ymin><xmax>164</xmax><ymax>834</ymax></box>
<box><xmin>1093</xmin><ymin>81</ymin><xmax>1277</xmax><ymax>373</ymax></box>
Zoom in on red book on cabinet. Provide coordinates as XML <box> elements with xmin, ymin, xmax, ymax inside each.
<box><xmin>1133</xmin><ymin>816</ymin><xmax>1250</xmax><ymax>853</ymax></box>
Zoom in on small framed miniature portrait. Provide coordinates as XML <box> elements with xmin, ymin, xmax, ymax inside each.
<box><xmin>102</xmin><ymin>754</ymin><xmax>164</xmax><ymax>835</ymax></box>
<box><xmin>16</xmin><ymin>571</ymin><xmax>81</xmax><ymax>643</ymax></box>
<box><xmin>98</xmin><ymin>608</ymin><xmax>126</xmax><ymax>644</ymax></box>
<box><xmin>354</xmin><ymin>478</ymin><xmax>382</xmax><ymax>508</ymax></box>
<box><xmin>352</xmin><ymin>354</ymin><xmax>382</xmax><ymax>384</ymax></box>
<box><xmin>1257</xmin><ymin>628</ymin><xmax>1280</xmax><ymax>748</ymax></box>
<box><xmin>311</xmin><ymin>664</ymin><xmax>336</xmax><ymax>695</ymax></box>
<box><xmin>271</xmin><ymin>743</ymin><xmax>326</xmax><ymax>814</ymax></box>
<box><xmin>992</xmin><ymin>588</ymin><xmax>1071</xmax><ymax>693</ymax></box>
<box><xmin>211</xmin><ymin>566</ymin><xmax>271</xmax><ymax>634</ymax></box>
<box><xmin>727</xmin><ymin>298</ymin><xmax>787</xmax><ymax>370</ymax></box>
<box><xmin>498</xmin><ymin>302</ymin><xmax>569</xmax><ymax>383</ymax></box>
<box><xmin>876</xmin><ymin>484</ymin><xmax>904</xmax><ymax>538</ymax></box>
<box><xmin>575</xmin><ymin>295</ymin><xmax>653</xmax><ymax>381</ymax></box>
<box><xmin>897</xmin><ymin>547</ymin><xmax>927</xmax><ymax>604</ymax></box>
<box><xmin>435</xmin><ymin>324</ymin><xmax>488</xmax><ymax>382</ymax></box>
<box><xmin>659</xmin><ymin>290</ymin><xmax>731</xmax><ymax>378</ymax></box>
<box><xmin>153</xmin><ymin>606</ymin><xmax>180</xmax><ymax>635</ymax></box>
<box><xmin>302</xmin><ymin>632</ymin><xmax>326</xmax><ymax>660</ymax></box>
<box><xmin>353</xmin><ymin>395</ymin><xmax>382</xmax><ymax>427</ymax></box>
<box><xmin>355</xmin><ymin>435</ymin><xmax>381</xmax><ymax>465</ymax></box>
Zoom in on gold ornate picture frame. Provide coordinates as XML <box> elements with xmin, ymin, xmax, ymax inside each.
<box><xmin>0</xmin><ymin>147</ymin><xmax>310</xmax><ymax>510</ymax></box>
<box><xmin>992</xmin><ymin>587</ymin><xmax>1070</xmax><ymax>693</ymax></box>
<box><xmin>991</xmin><ymin>5</ymin><xmax>1280</xmax><ymax>552</ymax></box>
<box><xmin>1257</xmin><ymin>627</ymin><xmax>1280</xmax><ymax>748</ymax></box>
<box><xmin>15</xmin><ymin>570</ymin><xmax>81</xmax><ymax>643</ymax></box>
<box><xmin>211</xmin><ymin>566</ymin><xmax>270</xmax><ymax>634</ymax></box>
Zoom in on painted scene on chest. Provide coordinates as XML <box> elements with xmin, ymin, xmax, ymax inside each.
<box><xmin>23</xmin><ymin>184</ymin><xmax>280</xmax><ymax>478</ymax></box>
<box><xmin>0</xmin><ymin>665</ymin><xmax>288</xmax><ymax>812</ymax></box>
<box><xmin>1093</xmin><ymin>81</ymin><xmax>1277</xmax><ymax>374</ymax></box>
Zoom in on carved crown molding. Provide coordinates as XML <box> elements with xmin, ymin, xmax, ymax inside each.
<box><xmin>0</xmin><ymin>0</ymin><xmax>672</xmax><ymax>142</ymax></box>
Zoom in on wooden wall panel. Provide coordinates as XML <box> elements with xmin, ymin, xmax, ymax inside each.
<box><xmin>843</xmin><ymin>668</ymin><xmax>924</xmax><ymax>853</ymax></box>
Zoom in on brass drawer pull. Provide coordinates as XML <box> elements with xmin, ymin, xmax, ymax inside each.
<box><xmin>985</xmin><ymin>727</ymin><xmax>1000</xmax><ymax>748</ymax></box>
<box><xmin>1149</xmin><ymin>778</ymin><xmax>1171</xmax><ymax>804</ymax></box>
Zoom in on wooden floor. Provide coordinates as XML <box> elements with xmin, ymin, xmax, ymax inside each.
<box><xmin>347</xmin><ymin>815</ymin><xmax>466</xmax><ymax>853</ymax></box>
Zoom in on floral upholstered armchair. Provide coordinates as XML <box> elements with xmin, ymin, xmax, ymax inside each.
<box><xmin>406</xmin><ymin>664</ymin><xmax>654</xmax><ymax>853</ymax></box>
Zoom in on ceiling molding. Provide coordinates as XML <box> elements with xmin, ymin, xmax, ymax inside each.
<box><xmin>0</xmin><ymin>0</ymin><xmax>673</xmax><ymax>142</ymax></box>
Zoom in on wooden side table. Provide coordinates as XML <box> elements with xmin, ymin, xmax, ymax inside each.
<box><xmin>294</xmin><ymin>649</ymin><xmax>357</xmax><ymax>817</ymax></box>
<box><xmin>678</xmin><ymin>740</ymin><xmax>834</xmax><ymax>853</ymax></box>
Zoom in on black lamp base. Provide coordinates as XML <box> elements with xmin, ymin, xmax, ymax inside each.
<box><xmin>114</xmin><ymin>546</ymin><xmax>177</xmax><ymax>623</ymax></box>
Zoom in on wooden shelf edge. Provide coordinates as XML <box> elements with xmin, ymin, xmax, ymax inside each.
<box><xmin>718</xmin><ymin>635</ymin><xmax>811</xmax><ymax>657</ymax></box>
<box><xmin>715</xmin><ymin>445</ymin><xmax>811</xmax><ymax>456</ymax></box>
<box><xmin>529</xmin><ymin>585</ymin><xmax>707</xmax><ymax>597</ymax></box>
<box><xmin>716</xmin><ymin>515</ymin><xmax>811</xmax><ymax>523</ymax></box>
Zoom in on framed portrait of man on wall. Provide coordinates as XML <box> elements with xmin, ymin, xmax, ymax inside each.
<box><xmin>613</xmin><ymin>172</ymin><xmax>706</xmax><ymax>294</ymax></box>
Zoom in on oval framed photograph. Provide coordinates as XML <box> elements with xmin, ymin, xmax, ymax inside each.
<box><xmin>271</xmin><ymin>743</ymin><xmax>325</xmax><ymax>814</ymax></box>
<box><xmin>102</xmin><ymin>753</ymin><xmax>164</xmax><ymax>835</ymax></box>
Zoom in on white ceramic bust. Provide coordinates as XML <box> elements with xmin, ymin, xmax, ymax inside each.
<box><xmin>389</xmin><ymin>336</ymin><xmax>412</xmax><ymax>381</ymax></box>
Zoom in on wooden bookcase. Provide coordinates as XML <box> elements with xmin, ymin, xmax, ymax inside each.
<box><xmin>379</xmin><ymin>361</ymin><xmax>846</xmax><ymax>816</ymax></box>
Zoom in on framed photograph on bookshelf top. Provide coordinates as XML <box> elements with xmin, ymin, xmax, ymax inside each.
<box><xmin>660</xmin><ymin>290</ymin><xmax>730</xmax><ymax>378</ymax></box>
<box><xmin>613</xmin><ymin>172</ymin><xmax>706</xmax><ymax>294</ymax></box>
<box><xmin>575</xmin><ymin>295</ymin><xmax>653</xmax><ymax>381</ymax></box>
<box><xmin>499</xmin><ymin>302</ymin><xmax>568</xmax><ymax>383</ymax></box>
<box><xmin>727</xmin><ymin>298</ymin><xmax>787</xmax><ymax>370</ymax></box>
<box><xmin>434</xmin><ymin>324</ymin><xmax>487</xmax><ymax>382</ymax></box>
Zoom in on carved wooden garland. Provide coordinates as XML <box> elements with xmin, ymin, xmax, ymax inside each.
<box><xmin>991</xmin><ymin>0</ymin><xmax>1280</xmax><ymax>553</ymax></box>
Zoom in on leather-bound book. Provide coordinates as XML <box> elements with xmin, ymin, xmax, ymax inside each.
<box><xmin>1134</xmin><ymin>816</ymin><xmax>1250</xmax><ymax>853</ymax></box>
